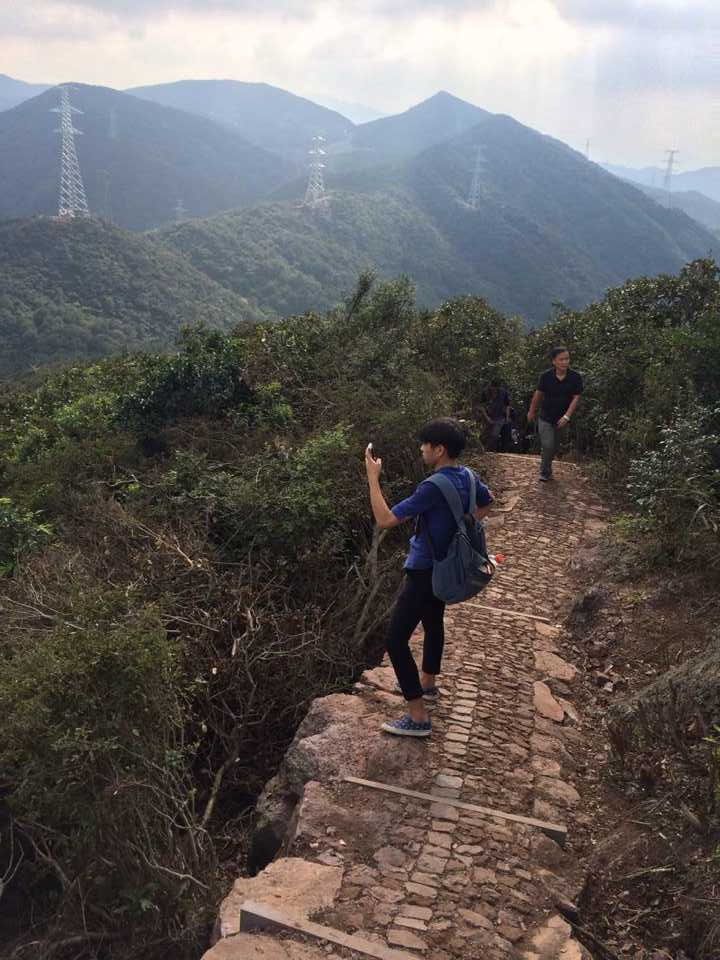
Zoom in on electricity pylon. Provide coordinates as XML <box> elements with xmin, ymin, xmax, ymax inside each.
<box><xmin>304</xmin><ymin>136</ymin><xmax>326</xmax><ymax>205</ymax></box>
<box><xmin>50</xmin><ymin>86</ymin><xmax>90</xmax><ymax>219</ymax></box>
<box><xmin>664</xmin><ymin>149</ymin><xmax>679</xmax><ymax>209</ymax></box>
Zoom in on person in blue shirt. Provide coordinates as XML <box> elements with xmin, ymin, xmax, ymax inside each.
<box><xmin>364</xmin><ymin>418</ymin><xmax>493</xmax><ymax>738</ymax></box>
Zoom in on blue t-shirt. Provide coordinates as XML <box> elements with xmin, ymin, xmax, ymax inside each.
<box><xmin>391</xmin><ymin>466</ymin><xmax>493</xmax><ymax>570</ymax></box>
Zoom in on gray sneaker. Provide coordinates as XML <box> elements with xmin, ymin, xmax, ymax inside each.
<box><xmin>381</xmin><ymin>714</ymin><xmax>432</xmax><ymax>738</ymax></box>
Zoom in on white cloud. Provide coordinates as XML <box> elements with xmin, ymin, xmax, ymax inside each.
<box><xmin>1</xmin><ymin>0</ymin><xmax>717</xmax><ymax>166</ymax></box>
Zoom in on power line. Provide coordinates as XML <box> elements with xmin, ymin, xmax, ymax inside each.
<box><xmin>50</xmin><ymin>86</ymin><xmax>90</xmax><ymax>219</ymax></box>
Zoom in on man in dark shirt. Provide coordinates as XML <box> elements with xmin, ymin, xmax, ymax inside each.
<box><xmin>364</xmin><ymin>418</ymin><xmax>493</xmax><ymax>737</ymax></box>
<box><xmin>527</xmin><ymin>346</ymin><xmax>583</xmax><ymax>481</ymax></box>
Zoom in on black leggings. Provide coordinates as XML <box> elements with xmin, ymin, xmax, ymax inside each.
<box><xmin>386</xmin><ymin>569</ymin><xmax>446</xmax><ymax>701</ymax></box>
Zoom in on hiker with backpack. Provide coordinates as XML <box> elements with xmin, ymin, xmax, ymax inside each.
<box><xmin>364</xmin><ymin>418</ymin><xmax>494</xmax><ymax>738</ymax></box>
<box><xmin>527</xmin><ymin>346</ymin><xmax>583</xmax><ymax>481</ymax></box>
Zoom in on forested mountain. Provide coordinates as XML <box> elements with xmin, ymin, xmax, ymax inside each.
<box><xmin>0</xmin><ymin>217</ymin><xmax>261</xmax><ymax>378</ymax></box>
<box><xmin>341</xmin><ymin>91</ymin><xmax>491</xmax><ymax>167</ymax></box>
<box><xmin>605</xmin><ymin>163</ymin><xmax>720</xmax><ymax>204</ymax></box>
<box><xmin>0</xmin><ymin>84</ymin><xmax>292</xmax><ymax>229</ymax></box>
<box><xmin>0</xmin><ymin>74</ymin><xmax>50</xmax><ymax>112</ymax></box>
<box><xmin>159</xmin><ymin>112</ymin><xmax>716</xmax><ymax>322</ymax></box>
<box><xmin>128</xmin><ymin>79</ymin><xmax>354</xmax><ymax>159</ymax></box>
<box><xmin>631</xmin><ymin>184</ymin><xmax>720</xmax><ymax>235</ymax></box>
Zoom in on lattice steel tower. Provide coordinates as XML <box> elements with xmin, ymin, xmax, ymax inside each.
<box><xmin>51</xmin><ymin>86</ymin><xmax>90</xmax><ymax>218</ymax></box>
<box><xmin>304</xmin><ymin>136</ymin><xmax>326</xmax><ymax>205</ymax></box>
<box><xmin>663</xmin><ymin>149</ymin><xmax>679</xmax><ymax>209</ymax></box>
<box><xmin>468</xmin><ymin>145</ymin><xmax>486</xmax><ymax>210</ymax></box>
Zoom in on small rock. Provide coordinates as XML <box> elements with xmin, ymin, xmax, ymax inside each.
<box><xmin>374</xmin><ymin>846</ymin><xmax>407</xmax><ymax>869</ymax></box>
<box><xmin>534</xmin><ymin>651</ymin><xmax>578</xmax><ymax>682</ymax></box>
<box><xmin>458</xmin><ymin>908</ymin><xmax>493</xmax><ymax>930</ymax></box>
<box><xmin>387</xmin><ymin>928</ymin><xmax>428</xmax><ymax>951</ymax></box>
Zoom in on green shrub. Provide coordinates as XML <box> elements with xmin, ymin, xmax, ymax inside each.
<box><xmin>0</xmin><ymin>496</ymin><xmax>53</xmax><ymax>574</ymax></box>
<box><xmin>627</xmin><ymin>403</ymin><xmax>720</xmax><ymax>560</ymax></box>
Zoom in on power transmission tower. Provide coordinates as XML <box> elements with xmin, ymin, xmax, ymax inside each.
<box><xmin>50</xmin><ymin>86</ymin><xmax>90</xmax><ymax>219</ymax></box>
<box><xmin>468</xmin><ymin>145</ymin><xmax>486</xmax><ymax>210</ymax></box>
<box><xmin>175</xmin><ymin>197</ymin><xmax>186</xmax><ymax>222</ymax></box>
<box><xmin>663</xmin><ymin>149</ymin><xmax>679</xmax><ymax>208</ymax></box>
<box><xmin>304</xmin><ymin>136</ymin><xmax>326</xmax><ymax>205</ymax></box>
<box><xmin>585</xmin><ymin>139</ymin><xmax>591</xmax><ymax>161</ymax></box>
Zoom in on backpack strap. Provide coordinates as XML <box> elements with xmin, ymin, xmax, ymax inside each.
<box><xmin>425</xmin><ymin>472</ymin><xmax>468</xmax><ymax>526</ymax></box>
<box><xmin>419</xmin><ymin>469</ymin><xmax>478</xmax><ymax>559</ymax></box>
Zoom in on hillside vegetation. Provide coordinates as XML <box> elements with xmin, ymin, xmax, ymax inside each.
<box><xmin>632</xmin><ymin>183</ymin><xmax>720</xmax><ymax>235</ymax></box>
<box><xmin>0</xmin><ymin>258</ymin><xmax>718</xmax><ymax>958</ymax></box>
<box><xmin>160</xmin><ymin>113</ymin><xmax>716</xmax><ymax>323</ymax></box>
<box><xmin>0</xmin><ymin>217</ymin><xmax>262</xmax><ymax>378</ymax></box>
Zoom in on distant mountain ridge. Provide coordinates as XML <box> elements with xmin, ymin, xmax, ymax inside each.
<box><xmin>604</xmin><ymin>162</ymin><xmax>720</xmax><ymax>204</ymax></box>
<box><xmin>0</xmin><ymin>74</ymin><xmax>51</xmax><ymax>112</ymax></box>
<box><xmin>128</xmin><ymin>79</ymin><xmax>354</xmax><ymax>159</ymax></box>
<box><xmin>0</xmin><ymin>84</ymin><xmax>292</xmax><ymax>229</ymax></box>
<box><xmin>159</xmin><ymin>110</ymin><xmax>716</xmax><ymax>323</ymax></box>
<box><xmin>627</xmin><ymin>184</ymin><xmax>720</xmax><ymax>235</ymax></box>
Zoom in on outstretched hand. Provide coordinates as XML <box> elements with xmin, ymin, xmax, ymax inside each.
<box><xmin>365</xmin><ymin>443</ymin><xmax>382</xmax><ymax>481</ymax></box>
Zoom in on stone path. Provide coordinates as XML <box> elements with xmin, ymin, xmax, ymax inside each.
<box><xmin>203</xmin><ymin>453</ymin><xmax>609</xmax><ymax>960</ymax></box>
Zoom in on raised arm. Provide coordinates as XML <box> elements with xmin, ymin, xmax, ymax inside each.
<box><xmin>364</xmin><ymin>444</ymin><xmax>401</xmax><ymax>529</ymax></box>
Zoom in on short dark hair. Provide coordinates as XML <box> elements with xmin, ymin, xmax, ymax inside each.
<box><xmin>550</xmin><ymin>345</ymin><xmax>570</xmax><ymax>359</ymax></box>
<box><xmin>418</xmin><ymin>418</ymin><xmax>466</xmax><ymax>458</ymax></box>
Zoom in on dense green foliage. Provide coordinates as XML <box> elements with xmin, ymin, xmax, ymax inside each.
<box><xmin>0</xmin><ymin>259</ymin><xmax>718</xmax><ymax>957</ymax></box>
<box><xmin>0</xmin><ymin>217</ymin><xmax>263</xmax><ymax>377</ymax></box>
<box><xmin>0</xmin><ymin>278</ymin><xmax>519</xmax><ymax>957</ymax></box>
<box><xmin>518</xmin><ymin>258</ymin><xmax>720</xmax><ymax>559</ymax></box>
<box><xmin>0</xmin><ymin>83</ymin><xmax>292</xmax><ymax>229</ymax></box>
<box><xmin>158</xmin><ymin>191</ymin><xmax>470</xmax><ymax>318</ymax></box>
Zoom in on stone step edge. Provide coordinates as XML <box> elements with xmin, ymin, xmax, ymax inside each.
<box><xmin>239</xmin><ymin>899</ymin><xmax>421</xmax><ymax>960</ymax></box>
<box><xmin>344</xmin><ymin>776</ymin><xmax>567</xmax><ymax>846</ymax></box>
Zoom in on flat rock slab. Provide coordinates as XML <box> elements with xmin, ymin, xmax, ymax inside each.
<box><xmin>533</xmin><ymin>681</ymin><xmax>564</xmax><ymax>722</ymax></box>
<box><xmin>362</xmin><ymin>666</ymin><xmax>399</xmax><ymax>694</ymax></box>
<box><xmin>218</xmin><ymin>858</ymin><xmax>342</xmax><ymax>938</ymax></box>
<box><xmin>523</xmin><ymin>914</ymin><xmax>592</xmax><ymax>959</ymax></box>
<box><xmin>534</xmin><ymin>651</ymin><xmax>578</xmax><ymax>682</ymax></box>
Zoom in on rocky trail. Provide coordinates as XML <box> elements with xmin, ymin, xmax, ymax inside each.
<box><xmin>202</xmin><ymin>452</ymin><xmax>610</xmax><ymax>960</ymax></box>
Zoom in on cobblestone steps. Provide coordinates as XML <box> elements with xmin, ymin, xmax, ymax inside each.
<box><xmin>203</xmin><ymin>453</ymin><xmax>605</xmax><ymax>960</ymax></box>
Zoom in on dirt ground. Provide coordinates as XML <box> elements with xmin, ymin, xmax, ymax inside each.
<box><xmin>556</xmin><ymin>524</ymin><xmax>720</xmax><ymax>960</ymax></box>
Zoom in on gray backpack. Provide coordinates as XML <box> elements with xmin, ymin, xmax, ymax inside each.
<box><xmin>422</xmin><ymin>467</ymin><xmax>495</xmax><ymax>605</ymax></box>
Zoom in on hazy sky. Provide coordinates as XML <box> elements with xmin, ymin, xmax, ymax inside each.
<box><xmin>3</xmin><ymin>0</ymin><xmax>719</xmax><ymax>168</ymax></box>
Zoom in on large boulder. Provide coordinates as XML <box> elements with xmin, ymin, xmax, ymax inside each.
<box><xmin>250</xmin><ymin>694</ymin><xmax>369</xmax><ymax>869</ymax></box>
<box><xmin>214</xmin><ymin>857</ymin><xmax>343</xmax><ymax>940</ymax></box>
